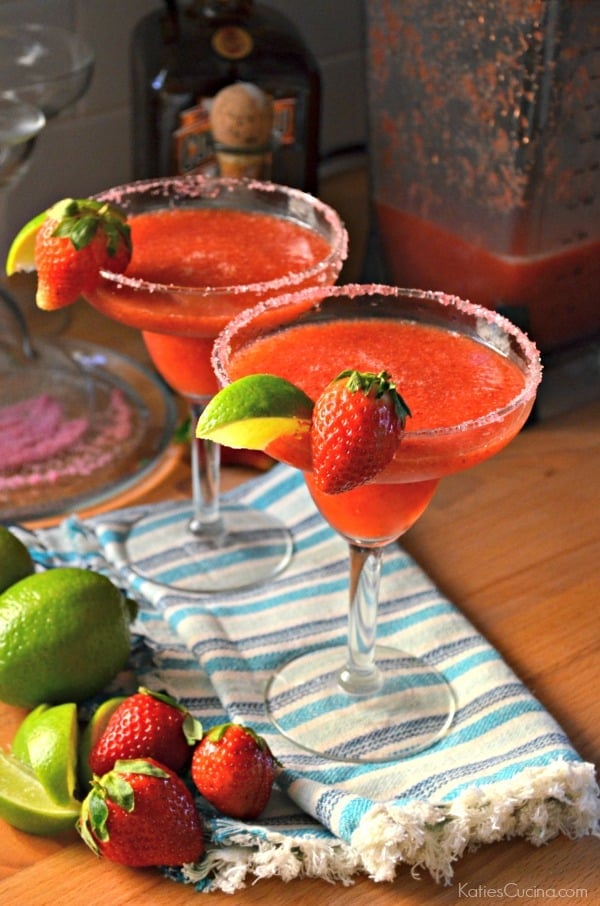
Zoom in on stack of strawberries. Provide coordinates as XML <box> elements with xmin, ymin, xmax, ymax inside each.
<box><xmin>79</xmin><ymin>688</ymin><xmax>278</xmax><ymax>868</ymax></box>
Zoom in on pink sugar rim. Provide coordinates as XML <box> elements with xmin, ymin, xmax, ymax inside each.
<box><xmin>94</xmin><ymin>175</ymin><xmax>349</xmax><ymax>296</ymax></box>
<box><xmin>212</xmin><ymin>283</ymin><xmax>543</xmax><ymax>439</ymax></box>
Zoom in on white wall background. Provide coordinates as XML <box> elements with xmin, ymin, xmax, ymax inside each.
<box><xmin>0</xmin><ymin>0</ymin><xmax>367</xmax><ymax>256</ymax></box>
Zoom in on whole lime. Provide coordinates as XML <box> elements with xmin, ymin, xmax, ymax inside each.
<box><xmin>0</xmin><ymin>526</ymin><xmax>34</xmax><ymax>593</ymax></box>
<box><xmin>0</xmin><ymin>567</ymin><xmax>134</xmax><ymax>708</ymax></box>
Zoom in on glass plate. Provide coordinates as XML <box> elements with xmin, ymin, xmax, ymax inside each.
<box><xmin>0</xmin><ymin>339</ymin><xmax>178</xmax><ymax>522</ymax></box>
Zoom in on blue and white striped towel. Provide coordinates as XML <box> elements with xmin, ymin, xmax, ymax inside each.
<box><xmin>16</xmin><ymin>464</ymin><xmax>599</xmax><ymax>892</ymax></box>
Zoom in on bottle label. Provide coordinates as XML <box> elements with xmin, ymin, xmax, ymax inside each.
<box><xmin>211</xmin><ymin>26</ymin><xmax>253</xmax><ymax>60</ymax></box>
<box><xmin>272</xmin><ymin>98</ymin><xmax>297</xmax><ymax>146</ymax></box>
<box><xmin>173</xmin><ymin>104</ymin><xmax>214</xmax><ymax>174</ymax></box>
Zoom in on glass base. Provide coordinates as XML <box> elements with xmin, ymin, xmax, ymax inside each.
<box><xmin>121</xmin><ymin>502</ymin><xmax>293</xmax><ymax>594</ymax></box>
<box><xmin>266</xmin><ymin>645</ymin><xmax>455</xmax><ymax>762</ymax></box>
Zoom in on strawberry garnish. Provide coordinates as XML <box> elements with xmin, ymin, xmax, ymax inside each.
<box><xmin>311</xmin><ymin>369</ymin><xmax>410</xmax><ymax>494</ymax></box>
<box><xmin>191</xmin><ymin>723</ymin><xmax>278</xmax><ymax>820</ymax></box>
<box><xmin>78</xmin><ymin>758</ymin><xmax>204</xmax><ymax>867</ymax></box>
<box><xmin>34</xmin><ymin>197</ymin><xmax>131</xmax><ymax>310</ymax></box>
<box><xmin>88</xmin><ymin>687</ymin><xmax>203</xmax><ymax>778</ymax></box>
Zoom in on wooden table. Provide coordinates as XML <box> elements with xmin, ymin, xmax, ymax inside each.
<box><xmin>1</xmin><ymin>217</ymin><xmax>599</xmax><ymax>904</ymax></box>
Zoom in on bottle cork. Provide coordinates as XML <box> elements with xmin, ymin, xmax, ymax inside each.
<box><xmin>209</xmin><ymin>82</ymin><xmax>274</xmax><ymax>178</ymax></box>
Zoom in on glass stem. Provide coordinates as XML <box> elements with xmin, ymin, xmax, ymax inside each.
<box><xmin>338</xmin><ymin>543</ymin><xmax>384</xmax><ymax>695</ymax></box>
<box><xmin>188</xmin><ymin>401</ymin><xmax>225</xmax><ymax>536</ymax></box>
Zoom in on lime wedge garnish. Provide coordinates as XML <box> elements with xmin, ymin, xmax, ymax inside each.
<box><xmin>20</xmin><ymin>702</ymin><xmax>80</xmax><ymax>807</ymax></box>
<box><xmin>5</xmin><ymin>210</ymin><xmax>47</xmax><ymax>275</ymax></box>
<box><xmin>196</xmin><ymin>374</ymin><xmax>314</xmax><ymax>451</ymax></box>
<box><xmin>0</xmin><ymin>750</ymin><xmax>80</xmax><ymax>836</ymax></box>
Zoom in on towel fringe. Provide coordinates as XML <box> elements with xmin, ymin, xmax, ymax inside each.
<box><xmin>181</xmin><ymin>830</ymin><xmax>362</xmax><ymax>893</ymax></box>
<box><xmin>352</xmin><ymin>760</ymin><xmax>600</xmax><ymax>886</ymax></box>
<box><xmin>178</xmin><ymin>760</ymin><xmax>599</xmax><ymax>893</ymax></box>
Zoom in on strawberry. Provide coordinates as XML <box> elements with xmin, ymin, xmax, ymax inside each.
<box><xmin>88</xmin><ymin>687</ymin><xmax>203</xmax><ymax>778</ymax></box>
<box><xmin>35</xmin><ymin>197</ymin><xmax>131</xmax><ymax>310</ymax></box>
<box><xmin>191</xmin><ymin>723</ymin><xmax>277</xmax><ymax>820</ymax></box>
<box><xmin>311</xmin><ymin>369</ymin><xmax>411</xmax><ymax>494</ymax></box>
<box><xmin>78</xmin><ymin>758</ymin><xmax>204</xmax><ymax>867</ymax></box>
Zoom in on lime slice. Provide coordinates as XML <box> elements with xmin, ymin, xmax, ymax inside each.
<box><xmin>24</xmin><ymin>702</ymin><xmax>80</xmax><ymax>807</ymax></box>
<box><xmin>196</xmin><ymin>374</ymin><xmax>313</xmax><ymax>450</ymax></box>
<box><xmin>5</xmin><ymin>210</ymin><xmax>47</xmax><ymax>275</ymax></box>
<box><xmin>11</xmin><ymin>703</ymin><xmax>50</xmax><ymax>765</ymax></box>
<box><xmin>77</xmin><ymin>696</ymin><xmax>126</xmax><ymax>790</ymax></box>
<box><xmin>0</xmin><ymin>750</ymin><xmax>80</xmax><ymax>836</ymax></box>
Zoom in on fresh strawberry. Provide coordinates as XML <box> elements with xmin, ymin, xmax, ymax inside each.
<box><xmin>35</xmin><ymin>197</ymin><xmax>131</xmax><ymax>310</ymax></box>
<box><xmin>77</xmin><ymin>758</ymin><xmax>204</xmax><ymax>867</ymax></box>
<box><xmin>191</xmin><ymin>723</ymin><xmax>277</xmax><ymax>820</ymax></box>
<box><xmin>311</xmin><ymin>369</ymin><xmax>411</xmax><ymax>494</ymax></box>
<box><xmin>88</xmin><ymin>687</ymin><xmax>203</xmax><ymax>778</ymax></box>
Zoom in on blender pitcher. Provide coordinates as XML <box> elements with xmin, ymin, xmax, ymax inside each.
<box><xmin>365</xmin><ymin>0</ymin><xmax>599</xmax><ymax>352</ymax></box>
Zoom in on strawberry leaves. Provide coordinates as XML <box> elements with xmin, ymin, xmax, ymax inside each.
<box><xmin>48</xmin><ymin>198</ymin><xmax>131</xmax><ymax>257</ymax></box>
<box><xmin>183</xmin><ymin>711</ymin><xmax>205</xmax><ymax>746</ymax></box>
<box><xmin>78</xmin><ymin>758</ymin><xmax>204</xmax><ymax>866</ymax></box>
<box><xmin>80</xmin><ymin>759</ymin><xmax>171</xmax><ymax>853</ymax></box>
<box><xmin>336</xmin><ymin>369</ymin><xmax>411</xmax><ymax>422</ymax></box>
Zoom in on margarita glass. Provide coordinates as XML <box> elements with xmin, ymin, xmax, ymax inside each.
<box><xmin>212</xmin><ymin>284</ymin><xmax>542</xmax><ymax>761</ymax></box>
<box><xmin>85</xmin><ymin>176</ymin><xmax>347</xmax><ymax>593</ymax></box>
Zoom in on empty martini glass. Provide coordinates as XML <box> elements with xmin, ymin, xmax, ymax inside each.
<box><xmin>211</xmin><ymin>284</ymin><xmax>542</xmax><ymax>761</ymax></box>
<box><xmin>82</xmin><ymin>176</ymin><xmax>347</xmax><ymax>594</ymax></box>
<box><xmin>0</xmin><ymin>22</ymin><xmax>94</xmax><ymax>119</ymax></box>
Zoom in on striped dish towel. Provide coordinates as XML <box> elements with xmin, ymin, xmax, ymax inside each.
<box><xmin>16</xmin><ymin>464</ymin><xmax>599</xmax><ymax>892</ymax></box>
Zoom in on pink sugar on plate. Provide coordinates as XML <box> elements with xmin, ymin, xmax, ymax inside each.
<box><xmin>0</xmin><ymin>337</ymin><xmax>177</xmax><ymax>523</ymax></box>
<box><xmin>0</xmin><ymin>388</ymin><xmax>136</xmax><ymax>493</ymax></box>
<box><xmin>0</xmin><ymin>395</ymin><xmax>90</xmax><ymax>470</ymax></box>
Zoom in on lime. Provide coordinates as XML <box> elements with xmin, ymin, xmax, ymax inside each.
<box><xmin>0</xmin><ymin>567</ymin><xmax>135</xmax><ymax>708</ymax></box>
<box><xmin>11</xmin><ymin>703</ymin><xmax>50</xmax><ymax>764</ymax></box>
<box><xmin>23</xmin><ymin>702</ymin><xmax>79</xmax><ymax>806</ymax></box>
<box><xmin>0</xmin><ymin>527</ymin><xmax>35</xmax><ymax>594</ymax></box>
<box><xmin>196</xmin><ymin>373</ymin><xmax>313</xmax><ymax>450</ymax></box>
<box><xmin>5</xmin><ymin>209</ymin><xmax>46</xmax><ymax>275</ymax></box>
<box><xmin>0</xmin><ymin>750</ymin><xmax>80</xmax><ymax>836</ymax></box>
<box><xmin>77</xmin><ymin>696</ymin><xmax>126</xmax><ymax>790</ymax></box>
